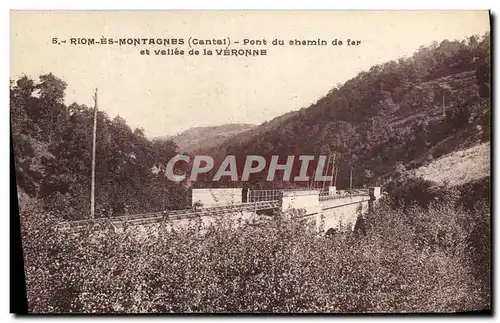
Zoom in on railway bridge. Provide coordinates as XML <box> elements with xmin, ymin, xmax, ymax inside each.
<box><xmin>59</xmin><ymin>186</ymin><xmax>382</xmax><ymax>235</ymax></box>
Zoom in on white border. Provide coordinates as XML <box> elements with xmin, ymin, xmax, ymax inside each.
<box><xmin>4</xmin><ymin>1</ymin><xmax>498</xmax><ymax>322</ymax></box>
<box><xmin>3</xmin><ymin>1</ymin><xmax>499</xmax><ymax>10</ymax></box>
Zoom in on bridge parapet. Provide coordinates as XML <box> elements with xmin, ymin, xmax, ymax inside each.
<box><xmin>281</xmin><ymin>189</ymin><xmax>321</xmax><ymax>216</ymax></box>
<box><xmin>58</xmin><ymin>187</ymin><xmax>382</xmax><ymax>233</ymax></box>
<box><xmin>192</xmin><ymin>188</ymin><xmax>243</xmax><ymax>208</ymax></box>
<box><xmin>369</xmin><ymin>187</ymin><xmax>382</xmax><ymax>200</ymax></box>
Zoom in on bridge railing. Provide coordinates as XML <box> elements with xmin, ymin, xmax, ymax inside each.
<box><xmin>58</xmin><ymin>200</ymin><xmax>281</xmax><ymax>232</ymax></box>
<box><xmin>248</xmin><ymin>189</ymin><xmax>282</xmax><ymax>202</ymax></box>
<box><xmin>248</xmin><ymin>188</ymin><xmax>319</xmax><ymax>202</ymax></box>
<box><xmin>319</xmin><ymin>189</ymin><xmax>370</xmax><ymax>201</ymax></box>
<box><xmin>249</xmin><ymin>188</ymin><xmax>371</xmax><ymax>202</ymax></box>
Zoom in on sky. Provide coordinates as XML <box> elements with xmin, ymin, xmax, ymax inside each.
<box><xmin>11</xmin><ymin>11</ymin><xmax>490</xmax><ymax>138</ymax></box>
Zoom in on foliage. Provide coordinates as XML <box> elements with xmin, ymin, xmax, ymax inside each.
<box><xmin>11</xmin><ymin>74</ymin><xmax>189</xmax><ymax>219</ymax></box>
<box><xmin>13</xmin><ymin>33</ymin><xmax>491</xmax><ymax>313</ymax></box>
<box><xmin>205</xmin><ymin>33</ymin><xmax>490</xmax><ymax>189</ymax></box>
<box><xmin>21</xmin><ymin>196</ymin><xmax>490</xmax><ymax>313</ymax></box>
<box><xmin>385</xmin><ymin>176</ymin><xmax>456</xmax><ymax>211</ymax></box>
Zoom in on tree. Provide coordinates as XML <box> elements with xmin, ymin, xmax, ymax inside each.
<box><xmin>37</xmin><ymin>73</ymin><xmax>67</xmax><ymax>104</ymax></box>
<box><xmin>395</xmin><ymin>161</ymin><xmax>406</xmax><ymax>178</ymax></box>
<box><xmin>363</xmin><ymin>169</ymin><xmax>375</xmax><ymax>186</ymax></box>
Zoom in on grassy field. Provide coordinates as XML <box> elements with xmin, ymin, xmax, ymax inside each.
<box><xmin>412</xmin><ymin>142</ymin><xmax>490</xmax><ymax>186</ymax></box>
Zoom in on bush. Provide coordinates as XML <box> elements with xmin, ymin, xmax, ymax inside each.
<box><xmin>386</xmin><ymin>176</ymin><xmax>456</xmax><ymax>211</ymax></box>
<box><xmin>21</xmin><ymin>199</ymin><xmax>490</xmax><ymax>313</ymax></box>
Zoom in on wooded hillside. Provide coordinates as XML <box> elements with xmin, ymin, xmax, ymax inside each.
<box><xmin>205</xmin><ymin>33</ymin><xmax>490</xmax><ymax>189</ymax></box>
<box><xmin>11</xmin><ymin>76</ymin><xmax>189</xmax><ymax>219</ymax></box>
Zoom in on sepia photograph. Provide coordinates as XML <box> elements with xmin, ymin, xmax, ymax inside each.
<box><xmin>10</xmin><ymin>10</ymin><xmax>491</xmax><ymax>314</ymax></box>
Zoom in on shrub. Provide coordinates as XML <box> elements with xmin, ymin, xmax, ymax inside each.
<box><xmin>21</xmin><ymin>199</ymin><xmax>490</xmax><ymax>313</ymax></box>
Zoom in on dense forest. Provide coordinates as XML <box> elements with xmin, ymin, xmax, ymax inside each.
<box><xmin>11</xmin><ymin>76</ymin><xmax>190</xmax><ymax>220</ymax></box>
<box><xmin>204</xmin><ymin>33</ymin><xmax>491</xmax><ymax>189</ymax></box>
